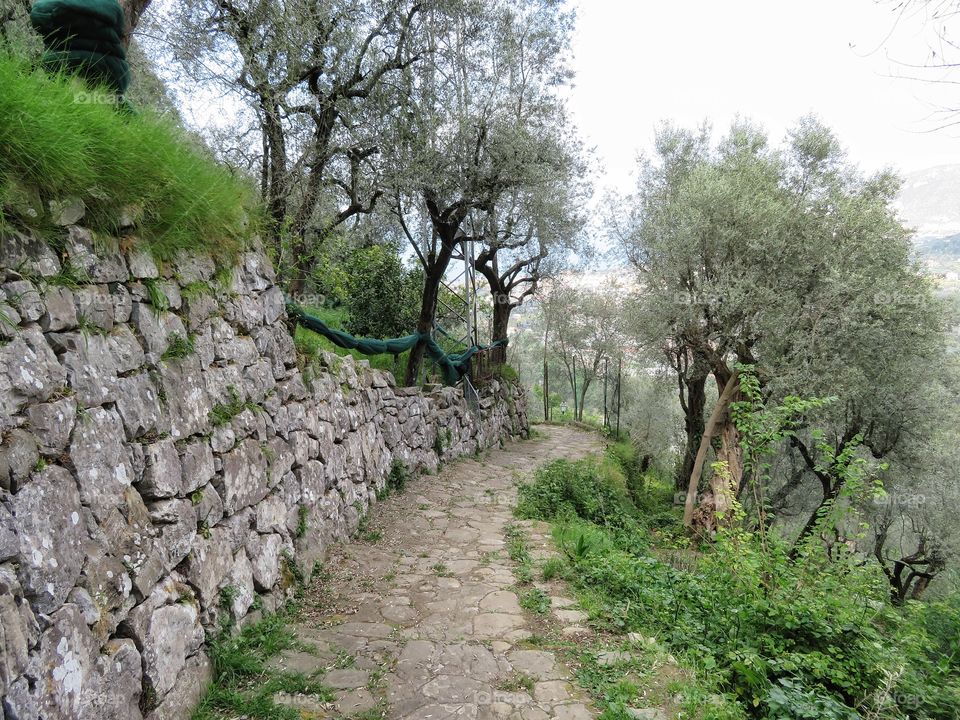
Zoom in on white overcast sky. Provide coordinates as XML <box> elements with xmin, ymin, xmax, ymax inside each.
<box><xmin>568</xmin><ymin>0</ymin><xmax>960</xmax><ymax>196</ymax></box>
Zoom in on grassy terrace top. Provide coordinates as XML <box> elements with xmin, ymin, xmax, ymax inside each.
<box><xmin>0</xmin><ymin>53</ymin><xmax>255</xmax><ymax>260</ymax></box>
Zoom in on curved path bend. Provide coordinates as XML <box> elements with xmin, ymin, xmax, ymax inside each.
<box><xmin>272</xmin><ymin>424</ymin><xmax>603</xmax><ymax>720</ymax></box>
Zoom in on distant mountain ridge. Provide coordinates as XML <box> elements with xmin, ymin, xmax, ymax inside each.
<box><xmin>895</xmin><ymin>164</ymin><xmax>960</xmax><ymax>241</ymax></box>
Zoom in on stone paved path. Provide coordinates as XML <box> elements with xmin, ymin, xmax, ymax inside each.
<box><xmin>272</xmin><ymin>424</ymin><xmax>603</xmax><ymax>719</ymax></box>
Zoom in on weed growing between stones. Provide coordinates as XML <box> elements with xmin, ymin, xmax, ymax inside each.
<box><xmin>432</xmin><ymin>562</ymin><xmax>453</xmax><ymax>577</ymax></box>
<box><xmin>504</xmin><ymin>522</ymin><xmax>534</xmax><ymax>585</ymax></box>
<box><xmin>295</xmin><ymin>505</ymin><xmax>309</xmax><ymax>538</ymax></box>
<box><xmin>208</xmin><ymin>385</ymin><xmax>259</xmax><ymax>426</ymax></box>
<box><xmin>387</xmin><ymin>459</ymin><xmax>409</xmax><ymax>494</ymax></box>
<box><xmin>76</xmin><ymin>313</ymin><xmax>107</xmax><ymax>337</ymax></box>
<box><xmin>432</xmin><ymin>426</ymin><xmax>453</xmax><ymax>457</ymax></box>
<box><xmin>47</xmin><ymin>258</ymin><xmax>89</xmax><ymax>288</ymax></box>
<box><xmin>143</xmin><ymin>278</ymin><xmax>170</xmax><ymax>314</ymax></box>
<box><xmin>358</xmin><ymin>511</ymin><xmax>382</xmax><ymax>543</ymax></box>
<box><xmin>541</xmin><ymin>557</ymin><xmax>566</xmax><ymax>581</ymax></box>
<box><xmin>497</xmin><ymin>672</ymin><xmax>535</xmax><ymax>693</ymax></box>
<box><xmin>519</xmin><ymin>587</ymin><xmax>551</xmax><ymax>615</ymax></box>
<box><xmin>161</xmin><ymin>332</ymin><xmax>195</xmax><ymax>361</ymax></box>
<box><xmin>181</xmin><ymin>280</ymin><xmax>214</xmax><ymax>300</ymax></box>
<box><xmin>192</xmin><ymin>612</ymin><xmax>334</xmax><ymax>720</ymax></box>
<box><xmin>347</xmin><ymin>701</ymin><xmax>389</xmax><ymax>720</ymax></box>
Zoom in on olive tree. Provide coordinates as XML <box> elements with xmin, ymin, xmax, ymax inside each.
<box><xmin>621</xmin><ymin>117</ymin><xmax>950</xmax><ymax>543</ymax></box>
<box><xmin>386</xmin><ymin>0</ymin><xmax>578</xmax><ymax>384</ymax></box>
<box><xmin>143</xmin><ymin>0</ymin><xmax>423</xmax><ymax>291</ymax></box>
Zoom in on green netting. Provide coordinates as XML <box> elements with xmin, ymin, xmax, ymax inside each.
<box><xmin>31</xmin><ymin>0</ymin><xmax>130</xmax><ymax>94</ymax></box>
<box><xmin>286</xmin><ymin>303</ymin><xmax>507</xmax><ymax>385</ymax></box>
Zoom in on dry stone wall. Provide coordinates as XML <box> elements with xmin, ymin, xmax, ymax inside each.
<box><xmin>0</xmin><ymin>224</ymin><xmax>528</xmax><ymax>720</ymax></box>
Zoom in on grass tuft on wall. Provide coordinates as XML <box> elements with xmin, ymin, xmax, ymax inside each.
<box><xmin>0</xmin><ymin>53</ymin><xmax>256</xmax><ymax>260</ymax></box>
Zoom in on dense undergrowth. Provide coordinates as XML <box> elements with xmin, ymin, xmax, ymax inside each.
<box><xmin>0</xmin><ymin>53</ymin><xmax>254</xmax><ymax>260</ymax></box>
<box><xmin>516</xmin><ymin>443</ymin><xmax>960</xmax><ymax>720</ymax></box>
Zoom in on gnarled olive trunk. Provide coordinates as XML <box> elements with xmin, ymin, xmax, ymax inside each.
<box><xmin>490</xmin><ymin>292</ymin><xmax>510</xmax><ymax>365</ymax></box>
<box><xmin>404</xmin><ymin>268</ymin><xmax>442</xmax><ymax>385</ymax></box>
<box><xmin>683</xmin><ymin>368</ymin><xmax>741</xmax><ymax>532</ymax></box>
<box><xmin>677</xmin><ymin>368</ymin><xmax>707</xmax><ymax>491</ymax></box>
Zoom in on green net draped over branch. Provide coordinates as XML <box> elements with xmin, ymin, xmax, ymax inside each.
<box><xmin>30</xmin><ymin>0</ymin><xmax>130</xmax><ymax>94</ymax></box>
<box><xmin>286</xmin><ymin>303</ymin><xmax>507</xmax><ymax>385</ymax></box>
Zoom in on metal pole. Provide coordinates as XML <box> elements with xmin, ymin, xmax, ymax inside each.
<box><xmin>463</xmin><ymin>237</ymin><xmax>473</xmax><ymax>346</ymax></box>
<box><xmin>543</xmin><ymin>359</ymin><xmax>549</xmax><ymax>421</ymax></box>
<box><xmin>603</xmin><ymin>357</ymin><xmax>608</xmax><ymax>429</ymax></box>
<box><xmin>616</xmin><ymin>356</ymin><xmax>622</xmax><ymax>439</ymax></box>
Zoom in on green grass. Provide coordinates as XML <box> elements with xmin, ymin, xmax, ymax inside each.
<box><xmin>208</xmin><ymin>385</ymin><xmax>258</xmax><ymax>427</ymax></box>
<box><xmin>505</xmin><ymin>522</ymin><xmax>534</xmax><ymax>585</ymax></box>
<box><xmin>0</xmin><ymin>53</ymin><xmax>254</xmax><ymax>260</ymax></box>
<box><xmin>517</xmin><ymin>454</ymin><xmax>960</xmax><ymax>720</ymax></box>
<box><xmin>519</xmin><ymin>587</ymin><xmax>551</xmax><ymax>614</ymax></box>
<box><xmin>192</xmin><ymin>612</ymin><xmax>334</xmax><ymax>720</ymax></box>
<box><xmin>497</xmin><ymin>671</ymin><xmax>535</xmax><ymax>693</ymax></box>
<box><xmin>161</xmin><ymin>332</ymin><xmax>194</xmax><ymax>361</ymax></box>
<box><xmin>294</xmin><ymin>305</ymin><xmax>411</xmax><ymax>378</ymax></box>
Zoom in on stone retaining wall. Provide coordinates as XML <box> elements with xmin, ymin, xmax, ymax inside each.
<box><xmin>0</xmin><ymin>225</ymin><xmax>528</xmax><ymax>720</ymax></box>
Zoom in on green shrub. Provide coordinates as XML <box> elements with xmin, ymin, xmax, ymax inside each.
<box><xmin>387</xmin><ymin>460</ymin><xmax>409</xmax><ymax>494</ymax></box>
<box><xmin>516</xmin><ymin>456</ymin><xmax>635</xmax><ymax>528</ymax></box>
<box><xmin>343</xmin><ymin>244</ymin><xmax>422</xmax><ymax>339</ymax></box>
<box><xmin>496</xmin><ymin>363</ymin><xmax>519</xmax><ymax>382</ymax></box>
<box><xmin>526</xmin><ymin>453</ymin><xmax>960</xmax><ymax>719</ymax></box>
<box><xmin>0</xmin><ymin>53</ymin><xmax>254</xmax><ymax>260</ymax></box>
<box><xmin>608</xmin><ymin>439</ymin><xmax>646</xmax><ymax>505</ymax></box>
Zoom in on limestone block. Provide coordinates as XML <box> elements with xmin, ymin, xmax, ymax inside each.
<box><xmin>73</xmin><ymin>285</ymin><xmax>113</xmax><ymax>331</ymax></box>
<box><xmin>126</xmin><ymin>248</ymin><xmax>159</xmax><ymax>279</ymax></box>
<box><xmin>180</xmin><ymin>441</ymin><xmax>215</xmax><ymax>494</ymax></box>
<box><xmin>122</xmin><ymin>578</ymin><xmax>204</xmax><ymax>700</ymax></box>
<box><xmin>158</xmin><ymin>355</ymin><xmax>211</xmax><ymax>440</ymax></box>
<box><xmin>139</xmin><ymin>440</ymin><xmax>182</xmax><ymax>500</ymax></box>
<box><xmin>1</xmin><ymin>280</ymin><xmax>43</xmax><ymax>323</ymax></box>
<box><xmin>216</xmin><ymin>439</ymin><xmax>269</xmax><ymax>515</ymax></box>
<box><xmin>144</xmin><ymin>651</ymin><xmax>211</xmax><ymax>720</ymax></box>
<box><xmin>131</xmin><ymin>303</ymin><xmax>187</xmax><ymax>359</ymax></box>
<box><xmin>10</xmin><ymin>465</ymin><xmax>85</xmax><ymax>613</ymax></box>
<box><xmin>0</xmin><ymin>430</ymin><xmax>38</xmax><ymax>492</ymax></box>
<box><xmin>225</xmin><ymin>550</ymin><xmax>254</xmax><ymax>619</ymax></box>
<box><xmin>254</xmin><ymin>492</ymin><xmax>287</xmax><ymax>535</ymax></box>
<box><xmin>0</xmin><ymin>230</ymin><xmax>61</xmax><ymax>277</ymax></box>
<box><xmin>180</xmin><ymin>527</ymin><xmax>233</xmax><ymax>608</ymax></box>
<box><xmin>193</xmin><ymin>484</ymin><xmax>224</xmax><ymax>529</ymax></box>
<box><xmin>115</xmin><ymin>373</ymin><xmax>165</xmax><ymax>440</ymax></box>
<box><xmin>26</xmin><ymin>397</ymin><xmax>76</xmax><ymax>455</ymax></box>
<box><xmin>111</xmin><ymin>284</ymin><xmax>133</xmax><ymax>323</ymax></box>
<box><xmin>70</xmin><ymin>407</ymin><xmax>135</xmax><ymax>520</ymax></box>
<box><xmin>246</xmin><ymin>531</ymin><xmax>283</xmax><ymax>591</ymax></box>
<box><xmin>0</xmin><ymin>325</ymin><xmax>66</xmax><ymax>418</ymax></box>
<box><xmin>148</xmin><ymin>499</ymin><xmax>197</xmax><ymax>571</ymax></box>
<box><xmin>63</xmin><ymin>226</ymin><xmax>129</xmax><ymax>283</ymax></box>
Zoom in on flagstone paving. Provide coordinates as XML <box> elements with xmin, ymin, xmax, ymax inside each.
<box><xmin>274</xmin><ymin>424</ymin><xmax>603</xmax><ymax>719</ymax></box>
